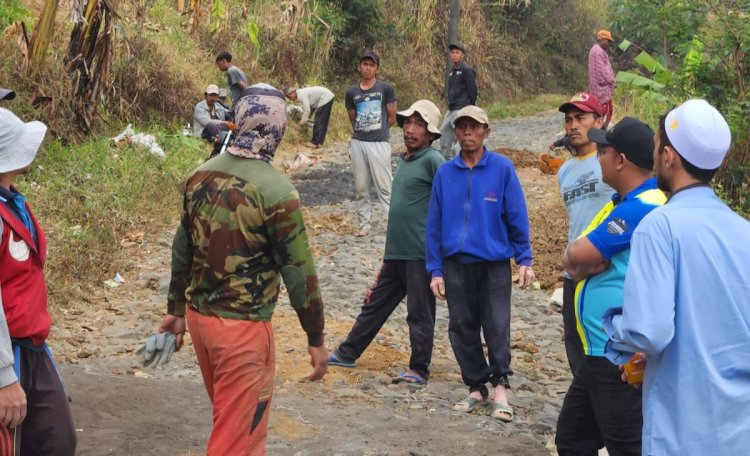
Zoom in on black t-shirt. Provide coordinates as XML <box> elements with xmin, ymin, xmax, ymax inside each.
<box><xmin>345</xmin><ymin>80</ymin><xmax>397</xmax><ymax>142</ymax></box>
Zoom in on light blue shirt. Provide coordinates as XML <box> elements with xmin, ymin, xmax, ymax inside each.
<box><xmin>603</xmin><ymin>186</ymin><xmax>750</xmax><ymax>455</ymax></box>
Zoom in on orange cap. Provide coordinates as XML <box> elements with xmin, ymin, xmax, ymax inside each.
<box><xmin>597</xmin><ymin>30</ymin><xmax>613</xmax><ymax>41</ymax></box>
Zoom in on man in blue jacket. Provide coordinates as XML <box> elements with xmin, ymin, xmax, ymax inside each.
<box><xmin>426</xmin><ymin>105</ymin><xmax>535</xmax><ymax>422</ymax></box>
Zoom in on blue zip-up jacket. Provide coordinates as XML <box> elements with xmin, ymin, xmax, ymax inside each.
<box><xmin>426</xmin><ymin>147</ymin><xmax>532</xmax><ymax>277</ymax></box>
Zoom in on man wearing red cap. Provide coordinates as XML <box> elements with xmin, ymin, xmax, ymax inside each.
<box><xmin>555</xmin><ymin>93</ymin><xmax>614</xmax><ymax>374</ymax></box>
<box><xmin>588</xmin><ymin>30</ymin><xmax>616</xmax><ymax>127</ymax></box>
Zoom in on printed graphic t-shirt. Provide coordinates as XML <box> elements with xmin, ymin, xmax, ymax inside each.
<box><xmin>345</xmin><ymin>80</ymin><xmax>397</xmax><ymax>142</ymax></box>
<box><xmin>557</xmin><ymin>151</ymin><xmax>615</xmax><ymax>245</ymax></box>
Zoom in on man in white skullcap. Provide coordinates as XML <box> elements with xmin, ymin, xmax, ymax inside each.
<box><xmin>602</xmin><ymin>99</ymin><xmax>750</xmax><ymax>455</ymax></box>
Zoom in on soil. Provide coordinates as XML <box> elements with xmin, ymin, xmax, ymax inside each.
<box><xmin>53</xmin><ymin>110</ymin><xmax>576</xmax><ymax>456</ymax></box>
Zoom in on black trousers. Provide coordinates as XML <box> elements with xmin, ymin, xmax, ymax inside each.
<box><xmin>1</xmin><ymin>342</ymin><xmax>77</xmax><ymax>456</ymax></box>
<box><xmin>336</xmin><ymin>259</ymin><xmax>436</xmax><ymax>379</ymax></box>
<box><xmin>563</xmin><ymin>277</ymin><xmax>584</xmax><ymax>374</ymax></box>
<box><xmin>444</xmin><ymin>258</ymin><xmax>512</xmax><ymax>395</ymax></box>
<box><xmin>556</xmin><ymin>356</ymin><xmax>642</xmax><ymax>456</ymax></box>
<box><xmin>311</xmin><ymin>100</ymin><xmax>334</xmax><ymax>146</ymax></box>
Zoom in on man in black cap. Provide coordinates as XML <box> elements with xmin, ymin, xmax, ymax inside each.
<box><xmin>345</xmin><ymin>50</ymin><xmax>397</xmax><ymax>237</ymax></box>
<box><xmin>439</xmin><ymin>43</ymin><xmax>477</xmax><ymax>159</ymax></box>
<box><xmin>555</xmin><ymin>117</ymin><xmax>666</xmax><ymax>456</ymax></box>
<box><xmin>0</xmin><ymin>89</ymin><xmax>16</xmax><ymax>101</ymax></box>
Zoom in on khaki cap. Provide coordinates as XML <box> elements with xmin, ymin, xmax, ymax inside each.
<box><xmin>396</xmin><ymin>100</ymin><xmax>442</xmax><ymax>137</ymax></box>
<box><xmin>452</xmin><ymin>105</ymin><xmax>489</xmax><ymax>128</ymax></box>
<box><xmin>205</xmin><ymin>84</ymin><xmax>220</xmax><ymax>95</ymax></box>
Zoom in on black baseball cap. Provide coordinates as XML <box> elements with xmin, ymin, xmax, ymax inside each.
<box><xmin>448</xmin><ymin>43</ymin><xmax>466</xmax><ymax>53</ymax></box>
<box><xmin>359</xmin><ymin>50</ymin><xmax>380</xmax><ymax>66</ymax></box>
<box><xmin>588</xmin><ymin>117</ymin><xmax>655</xmax><ymax>170</ymax></box>
<box><xmin>0</xmin><ymin>88</ymin><xmax>16</xmax><ymax>101</ymax></box>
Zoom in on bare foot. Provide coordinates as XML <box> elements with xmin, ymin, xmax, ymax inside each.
<box><xmin>302</xmin><ymin>142</ymin><xmax>319</xmax><ymax>149</ymax></box>
<box><xmin>452</xmin><ymin>391</ymin><xmax>486</xmax><ymax>412</ymax></box>
<box><xmin>492</xmin><ymin>384</ymin><xmax>512</xmax><ymax>421</ymax></box>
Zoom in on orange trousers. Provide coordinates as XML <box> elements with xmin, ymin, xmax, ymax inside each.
<box><xmin>187</xmin><ymin>307</ymin><xmax>275</xmax><ymax>456</ymax></box>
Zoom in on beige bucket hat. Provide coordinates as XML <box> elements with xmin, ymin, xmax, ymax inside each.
<box><xmin>396</xmin><ymin>100</ymin><xmax>442</xmax><ymax>137</ymax></box>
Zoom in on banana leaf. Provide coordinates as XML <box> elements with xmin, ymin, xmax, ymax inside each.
<box><xmin>618</xmin><ymin>39</ymin><xmax>632</xmax><ymax>52</ymax></box>
<box><xmin>616</xmin><ymin>71</ymin><xmax>666</xmax><ymax>91</ymax></box>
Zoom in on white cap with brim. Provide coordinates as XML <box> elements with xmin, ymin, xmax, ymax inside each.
<box><xmin>0</xmin><ymin>108</ymin><xmax>48</xmax><ymax>173</ymax></box>
<box><xmin>665</xmin><ymin>99</ymin><xmax>731</xmax><ymax>170</ymax></box>
<box><xmin>205</xmin><ymin>84</ymin><xmax>220</xmax><ymax>95</ymax></box>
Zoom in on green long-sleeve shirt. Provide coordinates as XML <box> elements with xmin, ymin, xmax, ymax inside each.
<box><xmin>167</xmin><ymin>153</ymin><xmax>324</xmax><ymax>346</ymax></box>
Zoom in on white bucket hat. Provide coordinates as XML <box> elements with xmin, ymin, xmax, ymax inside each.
<box><xmin>396</xmin><ymin>100</ymin><xmax>442</xmax><ymax>137</ymax></box>
<box><xmin>665</xmin><ymin>99</ymin><xmax>731</xmax><ymax>170</ymax></box>
<box><xmin>0</xmin><ymin>108</ymin><xmax>47</xmax><ymax>173</ymax></box>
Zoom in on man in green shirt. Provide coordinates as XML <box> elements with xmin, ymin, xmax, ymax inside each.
<box><xmin>328</xmin><ymin>100</ymin><xmax>445</xmax><ymax>385</ymax></box>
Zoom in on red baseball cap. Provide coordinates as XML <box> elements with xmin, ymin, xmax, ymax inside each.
<box><xmin>558</xmin><ymin>92</ymin><xmax>604</xmax><ymax>117</ymax></box>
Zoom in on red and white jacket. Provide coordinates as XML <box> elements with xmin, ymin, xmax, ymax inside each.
<box><xmin>0</xmin><ymin>202</ymin><xmax>51</xmax><ymax>346</ymax></box>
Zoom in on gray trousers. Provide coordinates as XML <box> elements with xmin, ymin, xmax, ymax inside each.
<box><xmin>349</xmin><ymin>139</ymin><xmax>392</xmax><ymax>230</ymax></box>
<box><xmin>439</xmin><ymin>110</ymin><xmax>460</xmax><ymax>159</ymax></box>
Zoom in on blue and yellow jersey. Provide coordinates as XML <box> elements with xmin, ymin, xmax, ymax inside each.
<box><xmin>575</xmin><ymin>177</ymin><xmax>666</xmax><ymax>356</ymax></box>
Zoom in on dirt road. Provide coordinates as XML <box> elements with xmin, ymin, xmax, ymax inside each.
<box><xmin>55</xmin><ymin>110</ymin><xmax>572</xmax><ymax>455</ymax></box>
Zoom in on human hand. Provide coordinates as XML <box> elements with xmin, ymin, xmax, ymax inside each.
<box><xmin>621</xmin><ymin>352</ymin><xmax>646</xmax><ymax>389</ymax></box>
<box><xmin>430</xmin><ymin>277</ymin><xmax>446</xmax><ymax>300</ymax></box>
<box><xmin>136</xmin><ymin>332</ymin><xmax>177</xmax><ymax>368</ymax></box>
<box><xmin>157</xmin><ymin>315</ymin><xmax>186</xmax><ymax>350</ymax></box>
<box><xmin>517</xmin><ymin>266</ymin><xmax>536</xmax><ymax>289</ymax></box>
<box><xmin>306</xmin><ymin>345</ymin><xmax>328</xmax><ymax>381</ymax></box>
<box><xmin>0</xmin><ymin>382</ymin><xmax>26</xmax><ymax>428</ymax></box>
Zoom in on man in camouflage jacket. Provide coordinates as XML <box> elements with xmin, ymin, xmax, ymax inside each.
<box><xmin>158</xmin><ymin>84</ymin><xmax>328</xmax><ymax>455</ymax></box>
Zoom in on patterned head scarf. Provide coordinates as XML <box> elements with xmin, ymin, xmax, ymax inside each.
<box><xmin>227</xmin><ymin>84</ymin><xmax>288</xmax><ymax>163</ymax></box>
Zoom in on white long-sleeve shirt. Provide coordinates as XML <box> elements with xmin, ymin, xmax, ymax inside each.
<box><xmin>295</xmin><ymin>87</ymin><xmax>334</xmax><ymax>125</ymax></box>
<box><xmin>603</xmin><ymin>186</ymin><xmax>750</xmax><ymax>455</ymax></box>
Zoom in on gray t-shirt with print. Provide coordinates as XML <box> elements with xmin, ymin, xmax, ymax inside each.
<box><xmin>345</xmin><ymin>80</ymin><xmax>397</xmax><ymax>142</ymax></box>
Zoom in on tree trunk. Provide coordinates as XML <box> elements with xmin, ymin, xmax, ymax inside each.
<box><xmin>66</xmin><ymin>0</ymin><xmax>116</xmax><ymax>132</ymax></box>
<box><xmin>28</xmin><ymin>0</ymin><xmax>60</xmax><ymax>78</ymax></box>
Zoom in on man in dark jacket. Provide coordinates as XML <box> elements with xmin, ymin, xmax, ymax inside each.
<box><xmin>439</xmin><ymin>43</ymin><xmax>477</xmax><ymax>159</ymax></box>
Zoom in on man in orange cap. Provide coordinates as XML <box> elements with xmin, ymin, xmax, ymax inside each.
<box><xmin>588</xmin><ymin>30</ymin><xmax>616</xmax><ymax>127</ymax></box>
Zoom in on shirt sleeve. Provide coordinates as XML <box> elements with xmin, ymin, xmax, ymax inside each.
<box><xmin>384</xmin><ymin>83</ymin><xmax>397</xmax><ymax>106</ymax></box>
<box><xmin>425</xmin><ymin>171</ymin><xmax>445</xmax><ymax>277</ymax></box>
<box><xmin>167</xmin><ymin>194</ymin><xmax>193</xmax><ymax>317</ymax></box>
<box><xmin>502</xmin><ymin>164</ymin><xmax>533</xmax><ymax>266</ymax></box>
<box><xmin>0</xmin><ymin>284</ymin><xmax>18</xmax><ymax>387</ymax></box>
<box><xmin>603</xmin><ymin>214</ymin><xmax>676</xmax><ymax>356</ymax></box>
<box><xmin>298</xmin><ymin>92</ymin><xmax>312</xmax><ymax>125</ymax></box>
<box><xmin>227</xmin><ymin>68</ymin><xmax>240</xmax><ymax>86</ymax></box>
<box><xmin>193</xmin><ymin>103</ymin><xmax>211</xmax><ymax>134</ymax></box>
<box><xmin>586</xmin><ymin>198</ymin><xmax>653</xmax><ymax>259</ymax></box>
<box><xmin>344</xmin><ymin>89</ymin><xmax>355</xmax><ymax>111</ymax></box>
<box><xmin>465</xmin><ymin>67</ymin><xmax>478</xmax><ymax>105</ymax></box>
<box><xmin>266</xmin><ymin>191</ymin><xmax>325</xmax><ymax>347</ymax></box>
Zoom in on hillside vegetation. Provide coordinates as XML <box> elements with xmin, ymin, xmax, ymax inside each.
<box><xmin>1</xmin><ymin>0</ymin><xmax>747</xmax><ymax>307</ymax></box>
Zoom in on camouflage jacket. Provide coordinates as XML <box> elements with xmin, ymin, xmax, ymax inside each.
<box><xmin>167</xmin><ymin>153</ymin><xmax>325</xmax><ymax>346</ymax></box>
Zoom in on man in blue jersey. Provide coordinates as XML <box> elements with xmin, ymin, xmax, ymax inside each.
<box><xmin>555</xmin><ymin>117</ymin><xmax>666</xmax><ymax>455</ymax></box>
<box><xmin>426</xmin><ymin>105</ymin><xmax>535</xmax><ymax>422</ymax></box>
<box><xmin>602</xmin><ymin>100</ymin><xmax>750</xmax><ymax>455</ymax></box>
